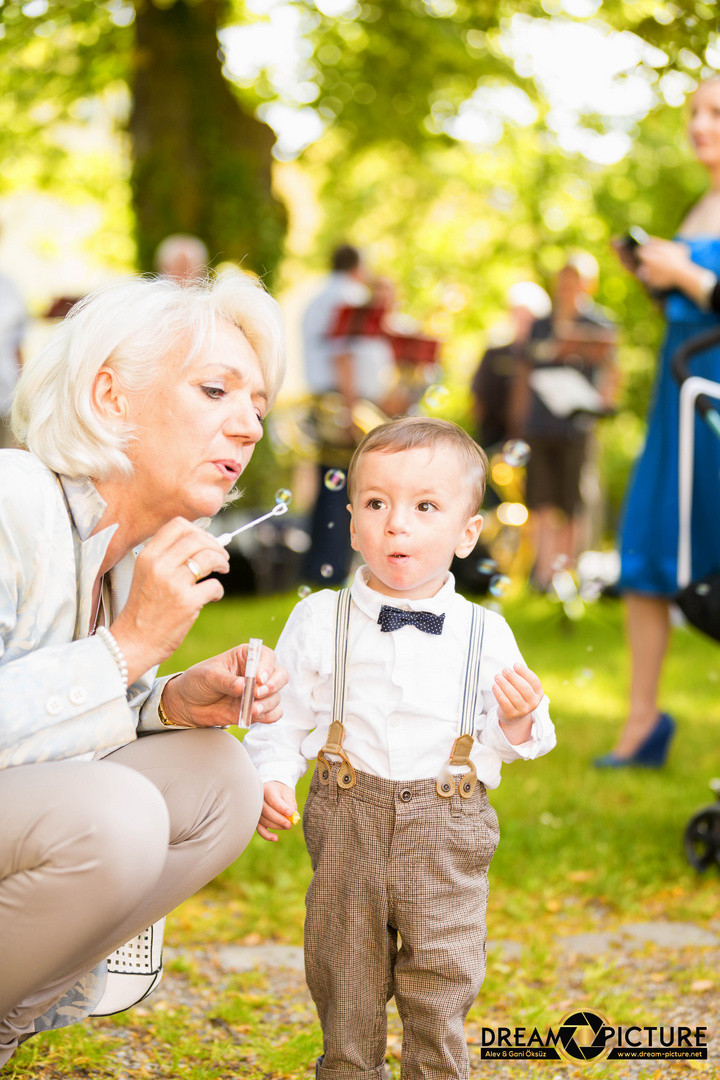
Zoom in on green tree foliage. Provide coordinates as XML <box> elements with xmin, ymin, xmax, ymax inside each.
<box><xmin>1</xmin><ymin>0</ymin><xmax>718</xmax><ymax>519</ymax></box>
<box><xmin>0</xmin><ymin>0</ymin><xmax>285</xmax><ymax>276</ymax></box>
<box><xmin>271</xmin><ymin>0</ymin><xmax>716</xmax><ymax>522</ymax></box>
<box><xmin>294</xmin><ymin>0</ymin><xmax>714</xmax><ymax>308</ymax></box>
<box><xmin>131</xmin><ymin>0</ymin><xmax>285</xmax><ymax>273</ymax></box>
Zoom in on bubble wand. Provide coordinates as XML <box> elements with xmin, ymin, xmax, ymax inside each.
<box><xmin>215</xmin><ymin>501</ymin><xmax>289</xmax><ymax>547</ymax></box>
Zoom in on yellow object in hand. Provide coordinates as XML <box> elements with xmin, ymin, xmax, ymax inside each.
<box><xmin>287</xmin><ymin>811</ymin><xmax>300</xmax><ymax>825</ymax></box>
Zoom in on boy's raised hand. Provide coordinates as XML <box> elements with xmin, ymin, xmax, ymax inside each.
<box><xmin>258</xmin><ymin>780</ymin><xmax>298</xmax><ymax>842</ymax></box>
<box><xmin>493</xmin><ymin>662</ymin><xmax>543</xmax><ymax>722</ymax></box>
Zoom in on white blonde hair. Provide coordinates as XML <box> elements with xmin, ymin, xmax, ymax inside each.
<box><xmin>12</xmin><ymin>270</ymin><xmax>286</xmax><ymax>479</ymax></box>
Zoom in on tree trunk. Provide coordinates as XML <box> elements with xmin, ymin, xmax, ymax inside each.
<box><xmin>130</xmin><ymin>0</ymin><xmax>286</xmax><ymax>278</ymax></box>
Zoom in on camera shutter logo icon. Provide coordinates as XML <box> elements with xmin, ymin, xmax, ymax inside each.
<box><xmin>558</xmin><ymin>1010</ymin><xmax>611</xmax><ymax>1062</ymax></box>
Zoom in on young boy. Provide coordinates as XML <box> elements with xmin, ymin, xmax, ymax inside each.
<box><xmin>244</xmin><ymin>417</ymin><xmax>555</xmax><ymax>1080</ymax></box>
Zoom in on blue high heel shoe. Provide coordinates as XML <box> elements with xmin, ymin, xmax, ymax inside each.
<box><xmin>594</xmin><ymin>713</ymin><xmax>675</xmax><ymax>768</ymax></box>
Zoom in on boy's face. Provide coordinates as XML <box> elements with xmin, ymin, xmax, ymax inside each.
<box><xmin>348</xmin><ymin>445</ymin><xmax>483</xmax><ymax>600</ymax></box>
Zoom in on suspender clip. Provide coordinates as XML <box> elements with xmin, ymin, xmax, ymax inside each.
<box><xmin>318</xmin><ymin>720</ymin><xmax>357</xmax><ymax>788</ymax></box>
<box><xmin>436</xmin><ymin>733</ymin><xmax>478</xmax><ymax>799</ymax></box>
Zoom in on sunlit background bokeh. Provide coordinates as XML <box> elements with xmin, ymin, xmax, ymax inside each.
<box><xmin>0</xmin><ymin>0</ymin><xmax>716</xmax><ymax>568</ymax></box>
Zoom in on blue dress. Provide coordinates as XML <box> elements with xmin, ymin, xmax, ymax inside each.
<box><xmin>619</xmin><ymin>236</ymin><xmax>720</xmax><ymax>596</ymax></box>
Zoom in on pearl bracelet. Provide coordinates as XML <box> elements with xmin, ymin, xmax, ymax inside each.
<box><xmin>96</xmin><ymin>626</ymin><xmax>129</xmax><ymax>690</ymax></box>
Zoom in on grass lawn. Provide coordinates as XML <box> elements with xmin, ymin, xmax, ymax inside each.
<box><xmin>9</xmin><ymin>588</ymin><xmax>720</xmax><ymax>1079</ymax></box>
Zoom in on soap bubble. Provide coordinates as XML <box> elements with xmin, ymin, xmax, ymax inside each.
<box><xmin>477</xmin><ymin>559</ymin><xmax>498</xmax><ymax>576</ymax></box>
<box><xmin>579</xmin><ymin>580</ymin><xmax>603</xmax><ymax>602</ymax></box>
<box><xmin>422</xmin><ymin>384</ymin><xmax>450</xmax><ymax>410</ymax></box>
<box><xmin>297</xmin><ymin>585</ymin><xmax>312</xmax><ymax>599</ymax></box>
<box><xmin>502</xmin><ymin>439</ymin><xmax>531</xmax><ymax>468</ymax></box>
<box><xmin>696</xmin><ymin>583</ymin><xmax>712</xmax><ymax>596</ymax></box>
<box><xmin>320</xmin><ymin>564</ymin><xmax>334</xmax><ymax>578</ymax></box>
<box><xmin>563</xmin><ymin>598</ymin><xmax>585</xmax><ymax>621</ymax></box>
<box><xmin>552</xmin><ymin>569</ymin><xmax>577</xmax><ymax>603</ymax></box>
<box><xmin>324</xmin><ymin>468</ymin><xmax>346</xmax><ymax>491</ymax></box>
<box><xmin>274</xmin><ymin>488</ymin><xmax>292</xmax><ymax>507</ymax></box>
<box><xmin>327</xmin><ymin>521</ymin><xmax>335</xmax><ymax>529</ymax></box>
<box><xmin>489</xmin><ymin>573</ymin><xmax>511</xmax><ymax>598</ymax></box>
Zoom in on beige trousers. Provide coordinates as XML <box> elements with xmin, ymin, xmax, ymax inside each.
<box><xmin>303</xmin><ymin>765</ymin><xmax>500</xmax><ymax>1080</ymax></box>
<box><xmin>0</xmin><ymin>728</ymin><xmax>262</xmax><ymax>1064</ymax></box>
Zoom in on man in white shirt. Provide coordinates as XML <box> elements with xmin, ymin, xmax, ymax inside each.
<box><xmin>302</xmin><ymin>244</ymin><xmax>370</xmax><ymax>586</ymax></box>
<box><xmin>302</xmin><ymin>244</ymin><xmax>369</xmax><ymax>398</ymax></box>
<box><xmin>245</xmin><ymin>416</ymin><xmax>555</xmax><ymax>1080</ymax></box>
<box><xmin>0</xmin><ymin>273</ymin><xmax>26</xmax><ymax>449</ymax></box>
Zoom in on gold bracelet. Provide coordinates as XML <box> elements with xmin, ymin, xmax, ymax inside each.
<box><xmin>158</xmin><ymin>690</ymin><xmax>177</xmax><ymax>727</ymax></box>
<box><xmin>158</xmin><ymin>677</ymin><xmax>194</xmax><ymax>728</ymax></box>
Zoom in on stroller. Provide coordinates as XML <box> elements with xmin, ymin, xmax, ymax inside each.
<box><xmin>670</xmin><ymin>326</ymin><xmax>720</xmax><ymax>872</ymax></box>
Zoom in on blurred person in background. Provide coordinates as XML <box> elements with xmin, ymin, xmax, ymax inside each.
<box><xmin>346</xmin><ymin>275</ymin><xmax>399</xmax><ymax>412</ymax></box>
<box><xmin>154</xmin><ymin>234</ymin><xmax>209</xmax><ymax>285</ymax></box>
<box><xmin>471</xmin><ymin>281</ymin><xmax>551</xmax><ymax>460</ymax></box>
<box><xmin>301</xmin><ymin>244</ymin><xmax>369</xmax><ymax>586</ymax></box>
<box><xmin>598</xmin><ymin>77</ymin><xmax>720</xmax><ymax>767</ymax></box>
<box><xmin>0</xmin><ymin>271</ymin><xmax>26</xmax><ymax>449</ymax></box>
<box><xmin>516</xmin><ymin>255</ymin><xmax>617</xmax><ymax>591</ymax></box>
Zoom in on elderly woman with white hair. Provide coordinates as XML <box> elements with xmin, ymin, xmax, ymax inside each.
<box><xmin>0</xmin><ymin>271</ymin><xmax>288</xmax><ymax>1065</ymax></box>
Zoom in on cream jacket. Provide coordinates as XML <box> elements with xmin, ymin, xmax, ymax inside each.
<box><xmin>0</xmin><ymin>449</ymin><xmax>170</xmax><ymax>770</ymax></box>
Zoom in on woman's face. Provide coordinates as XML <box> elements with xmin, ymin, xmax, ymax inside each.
<box><xmin>125</xmin><ymin>318</ymin><xmax>267</xmax><ymax>523</ymax></box>
<box><xmin>688</xmin><ymin>80</ymin><xmax>720</xmax><ymax>168</ymax></box>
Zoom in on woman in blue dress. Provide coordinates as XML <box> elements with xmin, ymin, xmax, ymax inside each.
<box><xmin>598</xmin><ymin>77</ymin><xmax>720</xmax><ymax>767</ymax></box>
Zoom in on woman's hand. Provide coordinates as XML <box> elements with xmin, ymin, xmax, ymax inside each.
<box><xmin>636</xmin><ymin>238</ymin><xmax>693</xmax><ymax>290</ymax></box>
<box><xmin>161</xmin><ymin>643</ymin><xmax>288</xmax><ymax>729</ymax></box>
<box><xmin>257</xmin><ymin>780</ymin><xmax>298</xmax><ymax>842</ymax></box>
<box><xmin>109</xmin><ymin>517</ymin><xmax>230</xmax><ymax>684</ymax></box>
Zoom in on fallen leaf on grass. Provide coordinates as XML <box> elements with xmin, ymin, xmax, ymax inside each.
<box><xmin>565</xmin><ymin>871</ymin><xmax>595</xmax><ymax>883</ymax></box>
<box><xmin>555</xmin><ymin>997</ymin><xmax>589</xmax><ymax>1010</ymax></box>
<box><xmin>240</xmin><ymin>932</ymin><xmax>264</xmax><ymax>946</ymax></box>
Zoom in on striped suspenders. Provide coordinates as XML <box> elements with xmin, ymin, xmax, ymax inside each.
<box><xmin>317</xmin><ymin>588</ymin><xmax>356</xmax><ymax>788</ymax></box>
<box><xmin>317</xmin><ymin>589</ymin><xmax>486</xmax><ymax>798</ymax></box>
<box><xmin>436</xmin><ymin>603</ymin><xmax>485</xmax><ymax>798</ymax></box>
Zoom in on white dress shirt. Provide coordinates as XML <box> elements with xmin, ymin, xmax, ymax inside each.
<box><xmin>301</xmin><ymin>272</ymin><xmax>369</xmax><ymax>394</ymax></box>
<box><xmin>244</xmin><ymin>566</ymin><xmax>555</xmax><ymax>790</ymax></box>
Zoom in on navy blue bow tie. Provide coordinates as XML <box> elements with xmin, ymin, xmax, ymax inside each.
<box><xmin>377</xmin><ymin>605</ymin><xmax>445</xmax><ymax>635</ymax></box>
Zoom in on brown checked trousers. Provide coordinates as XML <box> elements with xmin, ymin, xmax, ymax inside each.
<box><xmin>302</xmin><ymin>762</ymin><xmax>500</xmax><ymax>1080</ymax></box>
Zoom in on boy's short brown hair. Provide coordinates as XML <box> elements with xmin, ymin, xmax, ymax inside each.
<box><xmin>347</xmin><ymin>416</ymin><xmax>489</xmax><ymax>517</ymax></box>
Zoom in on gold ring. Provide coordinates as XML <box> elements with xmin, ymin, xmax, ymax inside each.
<box><xmin>186</xmin><ymin>558</ymin><xmax>202</xmax><ymax>581</ymax></box>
